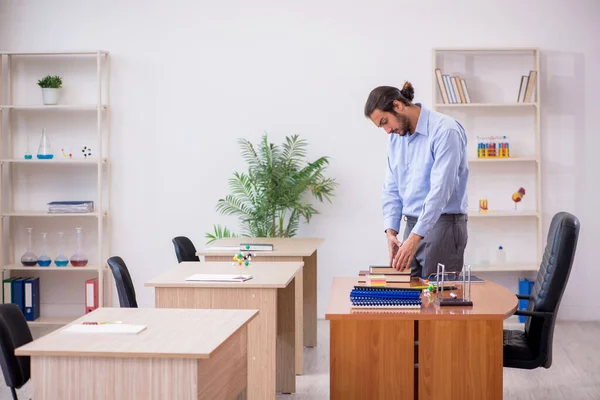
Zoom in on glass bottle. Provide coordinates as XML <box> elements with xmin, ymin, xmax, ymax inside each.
<box><xmin>37</xmin><ymin>232</ymin><xmax>51</xmax><ymax>267</ymax></box>
<box><xmin>24</xmin><ymin>132</ymin><xmax>32</xmax><ymax>160</ymax></box>
<box><xmin>21</xmin><ymin>227</ymin><xmax>38</xmax><ymax>267</ymax></box>
<box><xmin>54</xmin><ymin>232</ymin><xmax>69</xmax><ymax>267</ymax></box>
<box><xmin>70</xmin><ymin>227</ymin><xmax>88</xmax><ymax>267</ymax></box>
<box><xmin>37</xmin><ymin>128</ymin><xmax>54</xmax><ymax>159</ymax></box>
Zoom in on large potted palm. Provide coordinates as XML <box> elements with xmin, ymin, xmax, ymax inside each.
<box><xmin>206</xmin><ymin>133</ymin><xmax>337</xmax><ymax>243</ymax></box>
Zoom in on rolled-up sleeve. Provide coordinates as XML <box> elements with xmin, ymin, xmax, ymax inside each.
<box><xmin>382</xmin><ymin>156</ymin><xmax>403</xmax><ymax>233</ymax></box>
<box><xmin>412</xmin><ymin>129</ymin><xmax>463</xmax><ymax>237</ymax></box>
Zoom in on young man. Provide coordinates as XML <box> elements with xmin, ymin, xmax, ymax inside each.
<box><xmin>364</xmin><ymin>82</ymin><xmax>469</xmax><ymax>278</ymax></box>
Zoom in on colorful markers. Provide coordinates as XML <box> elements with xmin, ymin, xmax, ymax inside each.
<box><xmin>476</xmin><ymin>136</ymin><xmax>510</xmax><ymax>158</ymax></box>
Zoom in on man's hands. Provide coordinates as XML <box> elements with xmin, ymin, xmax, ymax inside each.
<box><xmin>386</xmin><ymin>229</ymin><xmax>402</xmax><ymax>266</ymax></box>
<box><xmin>391</xmin><ymin>232</ymin><xmax>422</xmax><ymax>271</ymax></box>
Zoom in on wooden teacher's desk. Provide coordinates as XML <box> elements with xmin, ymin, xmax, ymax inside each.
<box><xmin>145</xmin><ymin>261</ymin><xmax>303</xmax><ymax>400</ymax></box>
<box><xmin>197</xmin><ymin>237</ymin><xmax>323</xmax><ymax>375</ymax></box>
<box><xmin>15</xmin><ymin>307</ymin><xmax>257</xmax><ymax>400</ymax></box>
<box><xmin>325</xmin><ymin>277</ymin><xmax>518</xmax><ymax>400</ymax></box>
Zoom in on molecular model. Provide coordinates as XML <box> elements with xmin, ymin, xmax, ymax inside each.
<box><xmin>233</xmin><ymin>251</ymin><xmax>255</xmax><ymax>267</ymax></box>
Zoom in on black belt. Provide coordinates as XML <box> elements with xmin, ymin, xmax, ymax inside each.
<box><xmin>404</xmin><ymin>213</ymin><xmax>467</xmax><ymax>223</ymax></box>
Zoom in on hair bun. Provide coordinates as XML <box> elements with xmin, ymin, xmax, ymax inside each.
<box><xmin>400</xmin><ymin>81</ymin><xmax>414</xmax><ymax>102</ymax></box>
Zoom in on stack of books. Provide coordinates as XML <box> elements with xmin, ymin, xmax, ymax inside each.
<box><xmin>47</xmin><ymin>201</ymin><xmax>94</xmax><ymax>214</ymax></box>
<box><xmin>358</xmin><ymin>265</ymin><xmax>411</xmax><ymax>283</ymax></box>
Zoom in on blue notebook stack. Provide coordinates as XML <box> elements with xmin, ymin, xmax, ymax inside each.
<box><xmin>350</xmin><ymin>286</ymin><xmax>422</xmax><ymax>309</ymax></box>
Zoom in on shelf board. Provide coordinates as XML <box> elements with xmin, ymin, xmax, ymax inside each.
<box><xmin>1</xmin><ymin>158</ymin><xmax>106</xmax><ymax>165</ymax></box>
<box><xmin>468</xmin><ymin>210</ymin><xmax>539</xmax><ymax>218</ymax></box>
<box><xmin>0</xmin><ymin>51</ymin><xmax>108</xmax><ymax>56</ymax></box>
<box><xmin>2</xmin><ymin>264</ymin><xmax>101</xmax><ymax>271</ymax></box>
<box><xmin>433</xmin><ymin>47</ymin><xmax>538</xmax><ymax>54</ymax></box>
<box><xmin>470</xmin><ymin>264</ymin><xmax>539</xmax><ymax>272</ymax></box>
<box><xmin>2</xmin><ymin>211</ymin><xmax>102</xmax><ymax>217</ymax></box>
<box><xmin>27</xmin><ymin>316</ymin><xmax>79</xmax><ymax>327</ymax></box>
<box><xmin>468</xmin><ymin>157</ymin><xmax>538</xmax><ymax>163</ymax></box>
<box><xmin>435</xmin><ymin>102</ymin><xmax>537</xmax><ymax>108</ymax></box>
<box><xmin>0</xmin><ymin>104</ymin><xmax>107</xmax><ymax>110</ymax></box>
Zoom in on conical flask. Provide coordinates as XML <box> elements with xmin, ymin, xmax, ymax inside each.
<box><xmin>37</xmin><ymin>128</ymin><xmax>54</xmax><ymax>159</ymax></box>
<box><xmin>70</xmin><ymin>227</ymin><xmax>88</xmax><ymax>267</ymax></box>
<box><xmin>54</xmin><ymin>232</ymin><xmax>69</xmax><ymax>267</ymax></box>
<box><xmin>37</xmin><ymin>232</ymin><xmax>51</xmax><ymax>267</ymax></box>
<box><xmin>21</xmin><ymin>227</ymin><xmax>38</xmax><ymax>267</ymax></box>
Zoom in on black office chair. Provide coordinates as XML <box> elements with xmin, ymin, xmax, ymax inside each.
<box><xmin>503</xmin><ymin>211</ymin><xmax>580</xmax><ymax>369</ymax></box>
<box><xmin>172</xmin><ymin>236</ymin><xmax>200</xmax><ymax>263</ymax></box>
<box><xmin>107</xmin><ymin>256</ymin><xmax>138</xmax><ymax>308</ymax></box>
<box><xmin>0</xmin><ymin>304</ymin><xmax>33</xmax><ymax>400</ymax></box>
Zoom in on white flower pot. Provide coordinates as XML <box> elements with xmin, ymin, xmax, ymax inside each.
<box><xmin>41</xmin><ymin>88</ymin><xmax>60</xmax><ymax>105</ymax></box>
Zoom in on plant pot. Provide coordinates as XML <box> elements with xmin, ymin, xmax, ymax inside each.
<box><xmin>41</xmin><ymin>88</ymin><xmax>60</xmax><ymax>105</ymax></box>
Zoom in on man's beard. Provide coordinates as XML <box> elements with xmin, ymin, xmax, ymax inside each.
<box><xmin>392</xmin><ymin>111</ymin><xmax>411</xmax><ymax>136</ymax></box>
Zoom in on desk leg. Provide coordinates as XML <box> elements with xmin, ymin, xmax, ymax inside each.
<box><xmin>330</xmin><ymin>319</ymin><xmax>414</xmax><ymax>399</ymax></box>
<box><xmin>303</xmin><ymin>251</ymin><xmax>318</xmax><ymax>347</ymax></box>
<box><xmin>277</xmin><ymin>278</ymin><xmax>296</xmax><ymax>393</ymax></box>
<box><xmin>156</xmin><ymin>287</ymin><xmax>278</xmax><ymax>400</ymax></box>
<box><xmin>418</xmin><ymin>320</ymin><xmax>503</xmax><ymax>400</ymax></box>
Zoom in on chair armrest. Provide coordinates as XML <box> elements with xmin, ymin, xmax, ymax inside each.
<box><xmin>514</xmin><ymin>309</ymin><xmax>553</xmax><ymax>319</ymax></box>
<box><xmin>516</xmin><ymin>294</ymin><xmax>532</xmax><ymax>300</ymax></box>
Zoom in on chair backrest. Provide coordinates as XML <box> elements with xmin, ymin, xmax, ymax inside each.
<box><xmin>107</xmin><ymin>256</ymin><xmax>138</xmax><ymax>308</ymax></box>
<box><xmin>525</xmin><ymin>211</ymin><xmax>580</xmax><ymax>367</ymax></box>
<box><xmin>172</xmin><ymin>236</ymin><xmax>200</xmax><ymax>263</ymax></box>
<box><xmin>0</xmin><ymin>304</ymin><xmax>33</xmax><ymax>390</ymax></box>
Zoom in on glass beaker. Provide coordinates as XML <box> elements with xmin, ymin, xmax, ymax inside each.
<box><xmin>37</xmin><ymin>128</ymin><xmax>54</xmax><ymax>159</ymax></box>
<box><xmin>21</xmin><ymin>227</ymin><xmax>38</xmax><ymax>267</ymax></box>
<box><xmin>24</xmin><ymin>132</ymin><xmax>32</xmax><ymax>160</ymax></box>
<box><xmin>37</xmin><ymin>232</ymin><xmax>51</xmax><ymax>267</ymax></box>
<box><xmin>70</xmin><ymin>227</ymin><xmax>88</xmax><ymax>267</ymax></box>
<box><xmin>54</xmin><ymin>232</ymin><xmax>69</xmax><ymax>267</ymax></box>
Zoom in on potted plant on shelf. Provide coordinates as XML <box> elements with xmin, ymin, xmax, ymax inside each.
<box><xmin>37</xmin><ymin>75</ymin><xmax>63</xmax><ymax>105</ymax></box>
<box><xmin>206</xmin><ymin>133</ymin><xmax>337</xmax><ymax>244</ymax></box>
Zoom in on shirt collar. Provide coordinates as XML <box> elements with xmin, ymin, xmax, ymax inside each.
<box><xmin>414</xmin><ymin>103</ymin><xmax>429</xmax><ymax>136</ymax></box>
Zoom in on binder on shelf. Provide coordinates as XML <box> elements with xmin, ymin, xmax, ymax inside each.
<box><xmin>11</xmin><ymin>278</ymin><xmax>27</xmax><ymax>314</ymax></box>
<box><xmin>518</xmin><ymin>278</ymin><xmax>534</xmax><ymax>323</ymax></box>
<box><xmin>24</xmin><ymin>277</ymin><xmax>40</xmax><ymax>321</ymax></box>
<box><xmin>85</xmin><ymin>278</ymin><xmax>99</xmax><ymax>314</ymax></box>
<box><xmin>3</xmin><ymin>277</ymin><xmax>15</xmax><ymax>304</ymax></box>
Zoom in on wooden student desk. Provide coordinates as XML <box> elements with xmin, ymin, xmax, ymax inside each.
<box><xmin>15</xmin><ymin>307</ymin><xmax>257</xmax><ymax>400</ymax></box>
<box><xmin>145</xmin><ymin>261</ymin><xmax>303</xmax><ymax>400</ymax></box>
<box><xmin>197</xmin><ymin>237</ymin><xmax>323</xmax><ymax>374</ymax></box>
<box><xmin>325</xmin><ymin>277</ymin><xmax>518</xmax><ymax>400</ymax></box>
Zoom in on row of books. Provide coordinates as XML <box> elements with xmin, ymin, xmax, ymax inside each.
<box><xmin>2</xmin><ymin>276</ymin><xmax>99</xmax><ymax>321</ymax></box>
<box><xmin>48</xmin><ymin>200</ymin><xmax>94</xmax><ymax>214</ymax></box>
<box><xmin>435</xmin><ymin>68</ymin><xmax>471</xmax><ymax>104</ymax></box>
<box><xmin>517</xmin><ymin>70</ymin><xmax>537</xmax><ymax>103</ymax></box>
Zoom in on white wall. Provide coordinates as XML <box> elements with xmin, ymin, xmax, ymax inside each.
<box><xmin>0</xmin><ymin>0</ymin><xmax>598</xmax><ymax>320</ymax></box>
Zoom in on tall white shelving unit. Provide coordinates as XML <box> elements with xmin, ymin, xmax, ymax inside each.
<box><xmin>432</xmin><ymin>48</ymin><xmax>541</xmax><ymax>275</ymax></box>
<box><xmin>0</xmin><ymin>51</ymin><xmax>111</xmax><ymax>329</ymax></box>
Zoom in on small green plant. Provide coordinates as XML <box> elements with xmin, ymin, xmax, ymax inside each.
<box><xmin>37</xmin><ymin>75</ymin><xmax>62</xmax><ymax>89</ymax></box>
<box><xmin>206</xmin><ymin>133</ymin><xmax>337</xmax><ymax>244</ymax></box>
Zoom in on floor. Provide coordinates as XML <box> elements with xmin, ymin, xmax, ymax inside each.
<box><xmin>3</xmin><ymin>320</ymin><xmax>599</xmax><ymax>399</ymax></box>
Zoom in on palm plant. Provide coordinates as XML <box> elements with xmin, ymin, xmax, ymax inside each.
<box><xmin>206</xmin><ymin>133</ymin><xmax>337</xmax><ymax>244</ymax></box>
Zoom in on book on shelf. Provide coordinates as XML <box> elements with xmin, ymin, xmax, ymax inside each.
<box><xmin>47</xmin><ymin>201</ymin><xmax>94</xmax><ymax>213</ymax></box>
<box><xmin>517</xmin><ymin>70</ymin><xmax>537</xmax><ymax>103</ymax></box>
<box><xmin>435</xmin><ymin>68</ymin><xmax>471</xmax><ymax>104</ymax></box>
<box><xmin>358</xmin><ymin>270</ymin><xmax>411</xmax><ymax>283</ymax></box>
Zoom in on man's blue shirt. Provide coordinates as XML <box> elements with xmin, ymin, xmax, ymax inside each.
<box><xmin>382</xmin><ymin>104</ymin><xmax>469</xmax><ymax>237</ymax></box>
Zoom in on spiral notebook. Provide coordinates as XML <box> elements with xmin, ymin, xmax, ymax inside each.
<box><xmin>350</xmin><ymin>286</ymin><xmax>422</xmax><ymax>309</ymax></box>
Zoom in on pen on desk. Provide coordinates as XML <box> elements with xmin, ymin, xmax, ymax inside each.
<box><xmin>82</xmin><ymin>320</ymin><xmax>123</xmax><ymax>325</ymax></box>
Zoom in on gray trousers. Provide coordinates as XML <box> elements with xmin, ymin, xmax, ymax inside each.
<box><xmin>403</xmin><ymin>213</ymin><xmax>468</xmax><ymax>279</ymax></box>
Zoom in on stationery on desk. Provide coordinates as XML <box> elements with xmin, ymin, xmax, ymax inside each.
<box><xmin>62</xmin><ymin>322</ymin><xmax>147</xmax><ymax>334</ymax></box>
<box><xmin>240</xmin><ymin>243</ymin><xmax>273</xmax><ymax>251</ymax></box>
<box><xmin>185</xmin><ymin>274</ymin><xmax>253</xmax><ymax>283</ymax></box>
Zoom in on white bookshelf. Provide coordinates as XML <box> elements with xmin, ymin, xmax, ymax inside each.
<box><xmin>432</xmin><ymin>47</ymin><xmax>542</xmax><ymax>274</ymax></box>
<box><xmin>0</xmin><ymin>51</ymin><xmax>111</xmax><ymax>327</ymax></box>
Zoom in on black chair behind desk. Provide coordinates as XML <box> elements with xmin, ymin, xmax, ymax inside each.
<box><xmin>0</xmin><ymin>304</ymin><xmax>33</xmax><ymax>400</ymax></box>
<box><xmin>503</xmin><ymin>211</ymin><xmax>580</xmax><ymax>369</ymax></box>
<box><xmin>172</xmin><ymin>236</ymin><xmax>200</xmax><ymax>263</ymax></box>
<box><xmin>107</xmin><ymin>256</ymin><xmax>138</xmax><ymax>308</ymax></box>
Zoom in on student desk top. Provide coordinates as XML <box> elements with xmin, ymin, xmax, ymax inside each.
<box><xmin>325</xmin><ymin>277</ymin><xmax>518</xmax><ymax>400</ymax></box>
<box><xmin>197</xmin><ymin>237</ymin><xmax>324</xmax><ymax>372</ymax></box>
<box><xmin>16</xmin><ymin>307</ymin><xmax>257</xmax><ymax>400</ymax></box>
<box><xmin>145</xmin><ymin>261</ymin><xmax>303</xmax><ymax>400</ymax></box>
